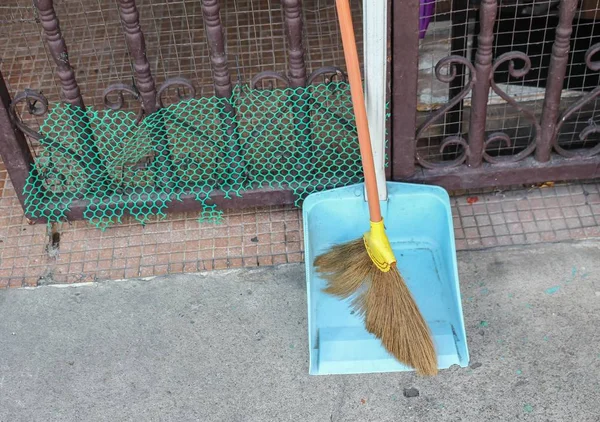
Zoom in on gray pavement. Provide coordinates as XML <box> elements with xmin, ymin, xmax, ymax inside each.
<box><xmin>1</xmin><ymin>241</ymin><xmax>600</xmax><ymax>421</ymax></box>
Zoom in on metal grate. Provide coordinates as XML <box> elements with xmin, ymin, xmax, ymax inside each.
<box><xmin>416</xmin><ymin>0</ymin><xmax>600</xmax><ymax>165</ymax></box>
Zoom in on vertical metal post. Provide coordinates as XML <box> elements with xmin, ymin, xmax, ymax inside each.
<box><xmin>282</xmin><ymin>0</ymin><xmax>307</xmax><ymax>88</ymax></box>
<box><xmin>33</xmin><ymin>0</ymin><xmax>84</xmax><ymax>108</ymax></box>
<box><xmin>116</xmin><ymin>0</ymin><xmax>158</xmax><ymax>114</ymax></box>
<box><xmin>391</xmin><ymin>0</ymin><xmax>419</xmax><ymax>179</ymax></box>
<box><xmin>467</xmin><ymin>0</ymin><xmax>498</xmax><ymax>168</ymax></box>
<box><xmin>202</xmin><ymin>0</ymin><xmax>233</xmax><ymax>98</ymax></box>
<box><xmin>117</xmin><ymin>0</ymin><xmax>176</xmax><ymax>191</ymax></box>
<box><xmin>281</xmin><ymin>0</ymin><xmax>312</xmax><ymax>175</ymax></box>
<box><xmin>0</xmin><ymin>71</ymin><xmax>35</xmax><ymax>211</ymax></box>
<box><xmin>538</xmin><ymin>0</ymin><xmax>578</xmax><ymax>162</ymax></box>
<box><xmin>446</xmin><ymin>0</ymin><xmax>471</xmax><ymax>137</ymax></box>
<box><xmin>364</xmin><ymin>0</ymin><xmax>388</xmax><ymax>199</ymax></box>
<box><xmin>201</xmin><ymin>0</ymin><xmax>245</xmax><ymax>191</ymax></box>
<box><xmin>34</xmin><ymin>0</ymin><xmax>101</xmax><ymax>174</ymax></box>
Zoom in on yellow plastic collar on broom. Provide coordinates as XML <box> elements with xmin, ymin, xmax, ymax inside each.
<box><xmin>363</xmin><ymin>219</ymin><xmax>396</xmax><ymax>272</ymax></box>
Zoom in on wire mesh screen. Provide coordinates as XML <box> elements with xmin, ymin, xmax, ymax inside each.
<box><xmin>559</xmin><ymin>0</ymin><xmax>600</xmax><ymax>151</ymax></box>
<box><xmin>0</xmin><ymin>0</ymin><xmax>365</xmax><ymax>147</ymax></box>
<box><xmin>416</xmin><ymin>0</ymin><xmax>475</xmax><ymax>165</ymax></box>
<box><xmin>416</xmin><ymin>0</ymin><xmax>600</xmax><ymax>165</ymax></box>
<box><xmin>0</xmin><ymin>0</ymin><xmax>373</xmax><ymax>227</ymax></box>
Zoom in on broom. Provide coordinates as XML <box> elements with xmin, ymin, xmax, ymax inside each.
<box><xmin>314</xmin><ymin>0</ymin><xmax>438</xmax><ymax>376</ymax></box>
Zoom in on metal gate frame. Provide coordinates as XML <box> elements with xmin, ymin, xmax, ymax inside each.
<box><xmin>0</xmin><ymin>0</ymin><xmax>599</xmax><ymax>224</ymax></box>
<box><xmin>391</xmin><ymin>0</ymin><xmax>600</xmax><ymax>190</ymax></box>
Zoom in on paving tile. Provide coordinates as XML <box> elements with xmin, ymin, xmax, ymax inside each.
<box><xmin>2</xmin><ymin>13</ymin><xmax>600</xmax><ymax>287</ymax></box>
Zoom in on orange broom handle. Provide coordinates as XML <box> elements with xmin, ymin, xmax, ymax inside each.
<box><xmin>336</xmin><ymin>0</ymin><xmax>382</xmax><ymax>223</ymax></box>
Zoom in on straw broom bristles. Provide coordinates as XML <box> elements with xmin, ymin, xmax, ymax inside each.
<box><xmin>314</xmin><ymin>239</ymin><xmax>438</xmax><ymax>376</ymax></box>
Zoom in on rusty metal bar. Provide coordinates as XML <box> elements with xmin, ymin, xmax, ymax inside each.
<box><xmin>538</xmin><ymin>0</ymin><xmax>579</xmax><ymax>163</ymax></box>
<box><xmin>0</xmin><ymin>71</ymin><xmax>35</xmax><ymax>211</ymax></box>
<box><xmin>281</xmin><ymin>0</ymin><xmax>312</xmax><ymax>173</ymax></box>
<box><xmin>31</xmin><ymin>187</ymin><xmax>299</xmax><ymax>224</ymax></box>
<box><xmin>202</xmin><ymin>0</ymin><xmax>233</xmax><ymax>98</ymax></box>
<box><xmin>408</xmin><ymin>156</ymin><xmax>600</xmax><ymax>191</ymax></box>
<box><xmin>117</xmin><ymin>0</ymin><xmax>176</xmax><ymax>191</ymax></box>
<box><xmin>467</xmin><ymin>0</ymin><xmax>498</xmax><ymax>168</ymax></box>
<box><xmin>33</xmin><ymin>0</ymin><xmax>84</xmax><ymax>108</ymax></box>
<box><xmin>201</xmin><ymin>0</ymin><xmax>245</xmax><ymax>192</ymax></box>
<box><xmin>116</xmin><ymin>0</ymin><xmax>158</xmax><ymax>114</ymax></box>
<box><xmin>281</xmin><ymin>0</ymin><xmax>307</xmax><ymax>88</ymax></box>
<box><xmin>29</xmin><ymin>154</ymin><xmax>600</xmax><ymax>224</ymax></box>
<box><xmin>445</xmin><ymin>0</ymin><xmax>471</xmax><ymax>137</ymax></box>
<box><xmin>391</xmin><ymin>0</ymin><xmax>419</xmax><ymax>179</ymax></box>
<box><xmin>33</xmin><ymin>0</ymin><xmax>102</xmax><ymax>179</ymax></box>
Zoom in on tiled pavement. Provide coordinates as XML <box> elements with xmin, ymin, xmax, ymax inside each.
<box><xmin>1</xmin><ymin>0</ymin><xmax>599</xmax><ymax>288</ymax></box>
<box><xmin>1</xmin><ymin>168</ymin><xmax>599</xmax><ymax>288</ymax></box>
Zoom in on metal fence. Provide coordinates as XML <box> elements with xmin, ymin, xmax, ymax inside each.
<box><xmin>0</xmin><ymin>0</ymin><xmax>599</xmax><ymax>224</ymax></box>
<box><xmin>397</xmin><ymin>0</ymin><xmax>600</xmax><ymax>188</ymax></box>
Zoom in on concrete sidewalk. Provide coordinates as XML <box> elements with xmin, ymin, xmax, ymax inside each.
<box><xmin>1</xmin><ymin>241</ymin><xmax>600</xmax><ymax>422</ymax></box>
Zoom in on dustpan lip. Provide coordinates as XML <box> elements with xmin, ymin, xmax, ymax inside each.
<box><xmin>302</xmin><ymin>182</ymin><xmax>365</xmax><ymax>215</ymax></box>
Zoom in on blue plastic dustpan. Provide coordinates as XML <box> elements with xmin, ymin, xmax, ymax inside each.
<box><xmin>302</xmin><ymin>181</ymin><xmax>469</xmax><ymax>375</ymax></box>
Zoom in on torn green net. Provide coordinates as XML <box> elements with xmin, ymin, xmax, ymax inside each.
<box><xmin>23</xmin><ymin>81</ymin><xmax>389</xmax><ymax>229</ymax></box>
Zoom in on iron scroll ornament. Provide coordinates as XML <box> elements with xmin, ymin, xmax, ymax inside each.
<box><xmin>103</xmin><ymin>76</ymin><xmax>197</xmax><ymax>123</ymax></box>
<box><xmin>484</xmin><ymin>51</ymin><xmax>540</xmax><ymax>164</ymax></box>
<box><xmin>307</xmin><ymin>66</ymin><xmax>348</xmax><ymax>85</ymax></box>
<box><xmin>415</xmin><ymin>55</ymin><xmax>475</xmax><ymax>169</ymax></box>
<box><xmin>552</xmin><ymin>43</ymin><xmax>600</xmax><ymax>158</ymax></box>
<box><xmin>8</xmin><ymin>89</ymin><xmax>49</xmax><ymax>140</ymax></box>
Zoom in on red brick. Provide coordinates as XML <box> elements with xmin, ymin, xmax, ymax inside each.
<box><xmin>258</xmin><ymin>256</ymin><xmax>273</xmax><ymax>266</ymax></box>
<box><xmin>458</xmin><ymin>205</ymin><xmax>474</xmax><ymax>216</ymax></box>
<box><xmin>214</xmin><ymin>237</ymin><xmax>228</xmax><ymax>248</ymax></box>
<box><xmin>541</xmin><ymin>232</ymin><xmax>557</xmax><ymax>242</ymax></box>
<box><xmin>68</xmin><ymin>261</ymin><xmax>84</xmax><ymax>274</ymax></box>
<box><xmin>525</xmin><ymin>233</ymin><xmax>542</xmax><ymax>243</ymax></box>
<box><xmin>214</xmin><ymin>260</ymin><xmax>228</xmax><ymax>270</ymax></box>
<box><xmin>170</xmin><ymin>241</ymin><xmax>185</xmax><ymax>253</ymax></box>
<box><xmin>9</xmin><ymin>278</ymin><xmax>22</xmax><ymax>288</ymax></box>
<box><xmin>547</xmin><ymin>208</ymin><xmax>563</xmax><ymax>219</ymax></box>
<box><xmin>97</xmin><ymin>260</ymin><xmax>112</xmax><ymax>270</ymax></box>
<box><xmin>169</xmin><ymin>262</ymin><xmax>184</xmax><ymax>273</ymax></box>
<box><xmin>496</xmin><ymin>236</ymin><xmax>513</xmax><ymax>246</ymax></box>
<box><xmin>154</xmin><ymin>265</ymin><xmax>169</xmax><ymax>276</ymax></box>
<box><xmin>562</xmin><ymin>207</ymin><xmax>578</xmax><ymax>218</ymax></box>
<box><xmin>109</xmin><ymin>269</ymin><xmax>125</xmax><ymax>280</ymax></box>
<box><xmin>23</xmin><ymin>276</ymin><xmax>38</xmax><ymax>287</ymax></box>
<box><xmin>183</xmin><ymin>262</ymin><xmax>199</xmax><ymax>273</ymax></box>
<box><xmin>504</xmin><ymin>212</ymin><xmax>519</xmax><ymax>223</ymax></box>
<box><xmin>98</xmin><ymin>248</ymin><xmax>113</xmax><ymax>260</ymax></box>
<box><xmin>517</xmin><ymin>211</ymin><xmax>534</xmax><ymax>222</ymax></box>
<box><xmin>511</xmin><ymin>234</ymin><xmax>526</xmax><ymax>244</ymax></box>
<box><xmin>584</xmin><ymin>227</ymin><xmax>600</xmax><ymax>237</ymax></box>
<box><xmin>273</xmin><ymin>255</ymin><xmax>288</xmax><ymax>265</ymax></box>
<box><xmin>465</xmin><ymin>227</ymin><xmax>479</xmax><ymax>239</ymax></box>
<box><xmin>124</xmin><ymin>266</ymin><xmax>140</xmax><ymax>279</ymax></box>
<box><xmin>153</xmin><ymin>243</ymin><xmax>170</xmax><ymax>255</ymax></box>
<box><xmin>481</xmin><ymin>237</ymin><xmax>498</xmax><ymax>247</ymax></box>
<box><xmin>569</xmin><ymin>228</ymin><xmax>586</xmax><ymax>239</ymax></box>
<box><xmin>288</xmin><ymin>252</ymin><xmax>303</xmax><ymax>263</ymax></box>
<box><xmin>139</xmin><ymin>266</ymin><xmax>154</xmax><ymax>277</ymax></box>
<box><xmin>550</xmin><ymin>219</ymin><xmax>567</xmax><ymax>230</ymax></box>
<box><xmin>83</xmin><ymin>261</ymin><xmax>98</xmax><ymax>272</ymax></box>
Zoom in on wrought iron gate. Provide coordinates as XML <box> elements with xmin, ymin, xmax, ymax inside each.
<box><xmin>393</xmin><ymin>0</ymin><xmax>600</xmax><ymax>189</ymax></box>
<box><xmin>0</xmin><ymin>0</ymin><xmax>599</xmax><ymax>228</ymax></box>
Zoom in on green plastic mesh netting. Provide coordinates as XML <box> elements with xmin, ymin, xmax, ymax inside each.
<box><xmin>24</xmin><ymin>81</ymin><xmax>389</xmax><ymax>229</ymax></box>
